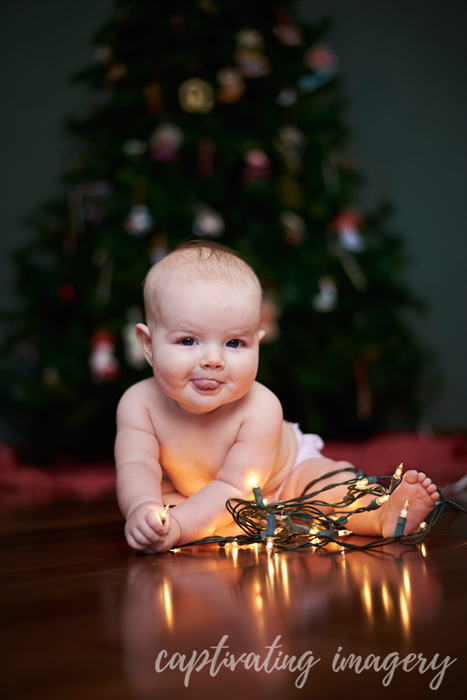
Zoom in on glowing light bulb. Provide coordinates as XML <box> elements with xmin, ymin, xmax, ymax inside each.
<box><xmin>401</xmin><ymin>500</ymin><xmax>409</xmax><ymax>518</ymax></box>
<box><xmin>375</xmin><ymin>494</ymin><xmax>389</xmax><ymax>506</ymax></box>
<box><xmin>337</xmin><ymin>529</ymin><xmax>353</xmax><ymax>537</ymax></box>
<box><xmin>248</xmin><ymin>472</ymin><xmax>258</xmax><ymax>488</ymax></box>
<box><xmin>389</xmin><ymin>463</ymin><xmax>404</xmax><ymax>494</ymax></box>
<box><xmin>355</xmin><ymin>478</ymin><xmax>368</xmax><ymax>489</ymax></box>
<box><xmin>309</xmin><ymin>527</ymin><xmax>320</xmax><ymax>535</ymax></box>
<box><xmin>160</xmin><ymin>504</ymin><xmax>169</xmax><ymax>524</ymax></box>
<box><xmin>394</xmin><ymin>500</ymin><xmax>409</xmax><ymax>537</ymax></box>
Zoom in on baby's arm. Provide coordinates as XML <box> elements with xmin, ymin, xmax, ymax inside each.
<box><xmin>115</xmin><ymin>386</ymin><xmax>180</xmax><ymax>552</ymax></box>
<box><xmin>170</xmin><ymin>390</ymin><xmax>283</xmax><ymax>544</ymax></box>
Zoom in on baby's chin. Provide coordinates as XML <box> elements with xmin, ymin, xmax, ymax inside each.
<box><xmin>172</xmin><ymin>386</ymin><xmax>251</xmax><ymax>414</ymax></box>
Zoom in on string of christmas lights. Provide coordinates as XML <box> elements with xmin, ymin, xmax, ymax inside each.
<box><xmin>172</xmin><ymin>464</ymin><xmax>467</xmax><ymax>552</ymax></box>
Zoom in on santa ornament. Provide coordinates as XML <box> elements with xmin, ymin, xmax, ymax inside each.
<box><xmin>332</xmin><ymin>210</ymin><xmax>365</xmax><ymax>252</ymax></box>
<box><xmin>298</xmin><ymin>43</ymin><xmax>339</xmax><ymax>94</ymax></box>
<box><xmin>89</xmin><ymin>331</ymin><xmax>120</xmax><ymax>383</ymax></box>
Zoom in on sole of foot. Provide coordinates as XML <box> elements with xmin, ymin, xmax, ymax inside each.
<box><xmin>381</xmin><ymin>470</ymin><xmax>439</xmax><ymax>538</ymax></box>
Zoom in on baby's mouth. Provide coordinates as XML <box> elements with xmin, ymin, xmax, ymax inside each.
<box><xmin>191</xmin><ymin>378</ymin><xmax>222</xmax><ymax>391</ymax></box>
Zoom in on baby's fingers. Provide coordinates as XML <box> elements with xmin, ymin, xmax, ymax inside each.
<box><xmin>125</xmin><ymin>528</ymin><xmax>152</xmax><ymax>551</ymax></box>
<box><xmin>145</xmin><ymin>508</ymin><xmax>169</xmax><ymax>535</ymax></box>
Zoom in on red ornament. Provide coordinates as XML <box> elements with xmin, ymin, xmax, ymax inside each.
<box><xmin>198</xmin><ymin>138</ymin><xmax>216</xmax><ymax>179</ymax></box>
<box><xmin>143</xmin><ymin>82</ymin><xmax>164</xmax><ymax>115</ymax></box>
<box><xmin>59</xmin><ymin>282</ymin><xmax>75</xmax><ymax>302</ymax></box>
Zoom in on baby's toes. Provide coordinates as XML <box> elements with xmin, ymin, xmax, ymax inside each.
<box><xmin>403</xmin><ymin>470</ymin><xmax>419</xmax><ymax>484</ymax></box>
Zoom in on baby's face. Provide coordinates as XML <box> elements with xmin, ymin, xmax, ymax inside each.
<box><xmin>144</xmin><ymin>277</ymin><xmax>264</xmax><ymax>414</ymax></box>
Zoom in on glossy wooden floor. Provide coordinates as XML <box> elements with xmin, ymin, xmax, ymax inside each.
<box><xmin>1</xmin><ymin>496</ymin><xmax>466</xmax><ymax>700</ymax></box>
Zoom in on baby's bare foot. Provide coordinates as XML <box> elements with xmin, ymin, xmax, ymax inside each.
<box><xmin>379</xmin><ymin>470</ymin><xmax>439</xmax><ymax>538</ymax></box>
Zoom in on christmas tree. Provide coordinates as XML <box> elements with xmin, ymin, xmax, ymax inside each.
<box><xmin>0</xmin><ymin>0</ymin><xmax>427</xmax><ymax>459</ymax></box>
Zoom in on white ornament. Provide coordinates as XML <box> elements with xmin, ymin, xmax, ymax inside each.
<box><xmin>124</xmin><ymin>204</ymin><xmax>154</xmax><ymax>236</ymax></box>
<box><xmin>122</xmin><ymin>307</ymin><xmax>147</xmax><ymax>370</ymax></box>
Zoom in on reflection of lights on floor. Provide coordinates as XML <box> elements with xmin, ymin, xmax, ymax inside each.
<box><xmin>403</xmin><ymin>568</ymin><xmax>411</xmax><ymax>598</ymax></box>
<box><xmin>162</xmin><ymin>579</ymin><xmax>173</xmax><ymax>631</ymax></box>
<box><xmin>231</xmin><ymin>545</ymin><xmax>238</xmax><ymax>567</ymax></box>
<box><xmin>381</xmin><ymin>583</ymin><xmax>391</xmax><ymax>617</ymax></box>
<box><xmin>267</xmin><ymin>559</ymin><xmax>275</xmax><ymax>595</ymax></box>
<box><xmin>281</xmin><ymin>559</ymin><xmax>290</xmax><ymax>605</ymax></box>
<box><xmin>362</xmin><ymin>580</ymin><xmax>373</xmax><ymax>619</ymax></box>
<box><xmin>420</xmin><ymin>543</ymin><xmax>427</xmax><ymax>558</ymax></box>
<box><xmin>400</xmin><ymin>591</ymin><xmax>410</xmax><ymax>636</ymax></box>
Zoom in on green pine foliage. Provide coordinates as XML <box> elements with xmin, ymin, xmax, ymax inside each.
<box><xmin>0</xmin><ymin>0</ymin><xmax>428</xmax><ymax>459</ymax></box>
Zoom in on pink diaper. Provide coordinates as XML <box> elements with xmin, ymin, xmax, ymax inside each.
<box><xmin>273</xmin><ymin>424</ymin><xmax>324</xmax><ymax>501</ymax></box>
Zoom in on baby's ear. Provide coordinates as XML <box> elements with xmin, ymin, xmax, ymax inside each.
<box><xmin>135</xmin><ymin>323</ymin><xmax>154</xmax><ymax>366</ymax></box>
<box><xmin>258</xmin><ymin>329</ymin><xmax>266</xmax><ymax>343</ymax></box>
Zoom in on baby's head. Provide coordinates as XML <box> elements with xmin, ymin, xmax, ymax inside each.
<box><xmin>136</xmin><ymin>241</ymin><xmax>265</xmax><ymax>413</ymax></box>
<box><xmin>142</xmin><ymin>240</ymin><xmax>262</xmax><ymax>328</ymax></box>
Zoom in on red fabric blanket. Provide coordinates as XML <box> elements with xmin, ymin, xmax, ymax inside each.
<box><xmin>1</xmin><ymin>432</ymin><xmax>466</xmax><ymax>511</ymax></box>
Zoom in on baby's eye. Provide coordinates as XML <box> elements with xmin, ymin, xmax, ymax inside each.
<box><xmin>226</xmin><ymin>339</ymin><xmax>242</xmax><ymax>348</ymax></box>
<box><xmin>180</xmin><ymin>337</ymin><xmax>196</xmax><ymax>346</ymax></box>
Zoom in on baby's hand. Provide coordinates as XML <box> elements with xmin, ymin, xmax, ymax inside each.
<box><xmin>124</xmin><ymin>501</ymin><xmax>179</xmax><ymax>553</ymax></box>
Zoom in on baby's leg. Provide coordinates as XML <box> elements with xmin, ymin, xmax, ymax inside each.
<box><xmin>279</xmin><ymin>458</ymin><xmax>439</xmax><ymax>538</ymax></box>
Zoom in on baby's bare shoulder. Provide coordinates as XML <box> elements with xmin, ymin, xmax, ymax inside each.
<box><xmin>248</xmin><ymin>381</ymin><xmax>282</xmax><ymax>412</ymax></box>
<box><xmin>240</xmin><ymin>382</ymin><xmax>283</xmax><ymax>434</ymax></box>
<box><xmin>116</xmin><ymin>379</ymin><xmax>160</xmax><ymax>429</ymax></box>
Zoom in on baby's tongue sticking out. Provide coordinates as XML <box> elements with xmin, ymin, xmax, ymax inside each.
<box><xmin>192</xmin><ymin>378</ymin><xmax>220</xmax><ymax>390</ymax></box>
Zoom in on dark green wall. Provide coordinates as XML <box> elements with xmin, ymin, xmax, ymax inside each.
<box><xmin>1</xmin><ymin>0</ymin><xmax>466</xmax><ymax>433</ymax></box>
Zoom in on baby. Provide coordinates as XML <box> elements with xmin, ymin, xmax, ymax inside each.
<box><xmin>115</xmin><ymin>240</ymin><xmax>439</xmax><ymax>553</ymax></box>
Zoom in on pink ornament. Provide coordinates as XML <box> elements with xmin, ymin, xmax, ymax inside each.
<box><xmin>150</xmin><ymin>124</ymin><xmax>183</xmax><ymax>163</ymax></box>
<box><xmin>273</xmin><ymin>10</ymin><xmax>303</xmax><ymax>46</ymax></box>
<box><xmin>243</xmin><ymin>149</ymin><xmax>272</xmax><ymax>184</ymax></box>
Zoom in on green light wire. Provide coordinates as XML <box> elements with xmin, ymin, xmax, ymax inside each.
<box><xmin>173</xmin><ymin>467</ymin><xmax>467</xmax><ymax>551</ymax></box>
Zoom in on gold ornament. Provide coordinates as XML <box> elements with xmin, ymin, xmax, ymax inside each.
<box><xmin>178</xmin><ymin>78</ymin><xmax>214</xmax><ymax>113</ymax></box>
<box><xmin>236</xmin><ymin>28</ymin><xmax>264</xmax><ymax>50</ymax></box>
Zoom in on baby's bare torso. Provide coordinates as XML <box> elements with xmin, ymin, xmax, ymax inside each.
<box><xmin>136</xmin><ymin>378</ymin><xmax>297</xmax><ymax>497</ymax></box>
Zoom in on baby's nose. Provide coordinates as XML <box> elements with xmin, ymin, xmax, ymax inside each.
<box><xmin>200</xmin><ymin>346</ymin><xmax>225</xmax><ymax>369</ymax></box>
